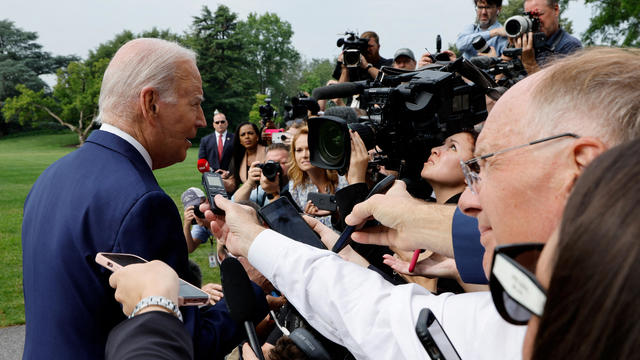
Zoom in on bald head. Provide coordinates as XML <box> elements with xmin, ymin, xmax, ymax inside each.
<box><xmin>97</xmin><ymin>38</ymin><xmax>197</xmax><ymax>125</ymax></box>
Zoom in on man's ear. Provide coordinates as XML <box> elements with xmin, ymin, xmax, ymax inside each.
<box><xmin>565</xmin><ymin>137</ymin><xmax>608</xmax><ymax>191</ymax></box>
<box><xmin>140</xmin><ymin>86</ymin><xmax>158</xmax><ymax>123</ymax></box>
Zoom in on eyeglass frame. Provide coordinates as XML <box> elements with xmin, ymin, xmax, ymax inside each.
<box><xmin>460</xmin><ymin>133</ymin><xmax>580</xmax><ymax>194</ymax></box>
<box><xmin>489</xmin><ymin>243</ymin><xmax>546</xmax><ymax>325</ymax></box>
<box><xmin>213</xmin><ymin>120</ymin><xmax>227</xmax><ymax>124</ymax></box>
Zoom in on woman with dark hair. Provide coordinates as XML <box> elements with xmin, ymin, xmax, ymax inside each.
<box><xmin>227</xmin><ymin>122</ymin><xmax>266</xmax><ymax>193</ymax></box>
<box><xmin>489</xmin><ymin>138</ymin><xmax>640</xmax><ymax>359</ymax></box>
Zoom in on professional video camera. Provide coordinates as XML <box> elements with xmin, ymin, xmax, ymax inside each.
<box><xmin>308</xmin><ymin>59</ymin><xmax>495</xmax><ymax>181</ymax></box>
<box><xmin>337</xmin><ymin>32</ymin><xmax>369</xmax><ymax>68</ymax></box>
<box><xmin>505</xmin><ymin>11</ymin><xmax>547</xmax><ymax>49</ymax></box>
<box><xmin>256</xmin><ymin>160</ymin><xmax>283</xmax><ymax>182</ymax></box>
<box><xmin>469</xmin><ymin>48</ymin><xmax>527</xmax><ymax>88</ymax></box>
<box><xmin>259</xmin><ymin>98</ymin><xmax>276</xmax><ymax>126</ymax></box>
<box><xmin>283</xmin><ymin>93</ymin><xmax>320</xmax><ymax>123</ymax></box>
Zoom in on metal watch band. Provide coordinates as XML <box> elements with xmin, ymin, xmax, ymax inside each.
<box><xmin>129</xmin><ymin>295</ymin><xmax>183</xmax><ymax>322</ymax></box>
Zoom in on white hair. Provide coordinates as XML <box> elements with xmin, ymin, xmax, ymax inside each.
<box><xmin>96</xmin><ymin>38</ymin><xmax>197</xmax><ymax>124</ymax></box>
<box><xmin>525</xmin><ymin>47</ymin><xmax>640</xmax><ymax>147</ymax></box>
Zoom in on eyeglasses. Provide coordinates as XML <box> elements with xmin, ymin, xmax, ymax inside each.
<box><xmin>475</xmin><ymin>5</ymin><xmax>497</xmax><ymax>11</ymax></box>
<box><xmin>214</xmin><ymin>120</ymin><xmax>226</xmax><ymax>124</ymax></box>
<box><xmin>490</xmin><ymin>243</ymin><xmax>546</xmax><ymax>325</ymax></box>
<box><xmin>460</xmin><ymin>133</ymin><xmax>579</xmax><ymax>194</ymax></box>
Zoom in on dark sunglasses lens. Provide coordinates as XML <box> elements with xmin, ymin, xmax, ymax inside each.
<box><xmin>502</xmin><ymin>292</ymin><xmax>532</xmax><ymax>323</ymax></box>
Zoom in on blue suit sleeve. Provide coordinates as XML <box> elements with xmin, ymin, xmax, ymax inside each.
<box><xmin>452</xmin><ymin>207</ymin><xmax>488</xmax><ymax>284</ymax></box>
<box><xmin>198</xmin><ymin>137</ymin><xmax>208</xmax><ymax>161</ymax></box>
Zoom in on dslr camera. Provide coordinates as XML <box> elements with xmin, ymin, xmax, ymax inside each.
<box><xmin>259</xmin><ymin>98</ymin><xmax>276</xmax><ymax>125</ymax></box>
<box><xmin>337</xmin><ymin>32</ymin><xmax>369</xmax><ymax>68</ymax></box>
<box><xmin>308</xmin><ymin>58</ymin><xmax>494</xmax><ymax>182</ymax></box>
<box><xmin>504</xmin><ymin>11</ymin><xmax>547</xmax><ymax>49</ymax></box>
<box><xmin>256</xmin><ymin>160</ymin><xmax>283</xmax><ymax>182</ymax></box>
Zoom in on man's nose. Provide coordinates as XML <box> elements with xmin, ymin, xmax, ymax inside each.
<box><xmin>458</xmin><ymin>187</ymin><xmax>482</xmax><ymax>218</ymax></box>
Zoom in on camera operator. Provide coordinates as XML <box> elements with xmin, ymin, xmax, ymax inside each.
<box><xmin>512</xmin><ymin>0</ymin><xmax>582</xmax><ymax>74</ymax></box>
<box><xmin>456</xmin><ymin>0</ymin><xmax>508</xmax><ymax>59</ymax></box>
<box><xmin>232</xmin><ymin>143</ymin><xmax>291</xmax><ymax>207</ymax></box>
<box><xmin>180</xmin><ymin>187</ymin><xmax>212</xmax><ymax>254</ymax></box>
<box><xmin>333</xmin><ymin>31</ymin><xmax>393</xmax><ymax>83</ymax></box>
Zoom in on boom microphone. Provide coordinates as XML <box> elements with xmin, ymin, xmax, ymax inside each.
<box><xmin>468</xmin><ymin>56</ymin><xmax>501</xmax><ymax>70</ymax></box>
<box><xmin>311</xmin><ymin>81</ymin><xmax>366</xmax><ymax>100</ymax></box>
<box><xmin>220</xmin><ymin>258</ymin><xmax>265</xmax><ymax>360</ymax></box>
<box><xmin>197</xmin><ymin>158</ymin><xmax>210</xmax><ymax>173</ymax></box>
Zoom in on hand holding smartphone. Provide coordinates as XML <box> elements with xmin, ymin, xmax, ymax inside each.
<box><xmin>95</xmin><ymin>252</ymin><xmax>209</xmax><ymax>306</ymax></box>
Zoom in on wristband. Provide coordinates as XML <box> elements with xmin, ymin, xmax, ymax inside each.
<box><xmin>129</xmin><ymin>295</ymin><xmax>183</xmax><ymax>322</ymax></box>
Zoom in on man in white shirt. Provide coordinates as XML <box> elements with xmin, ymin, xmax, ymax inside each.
<box><xmin>203</xmin><ymin>48</ymin><xmax>640</xmax><ymax>359</ymax></box>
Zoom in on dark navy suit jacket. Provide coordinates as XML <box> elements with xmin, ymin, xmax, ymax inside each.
<box><xmin>198</xmin><ymin>132</ymin><xmax>234</xmax><ymax>171</ymax></box>
<box><xmin>22</xmin><ymin>130</ymin><xmax>259</xmax><ymax>359</ymax></box>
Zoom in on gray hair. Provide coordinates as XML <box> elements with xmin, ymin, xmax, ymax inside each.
<box><xmin>96</xmin><ymin>38</ymin><xmax>196</xmax><ymax>124</ymax></box>
<box><xmin>526</xmin><ymin>47</ymin><xmax>640</xmax><ymax>147</ymax></box>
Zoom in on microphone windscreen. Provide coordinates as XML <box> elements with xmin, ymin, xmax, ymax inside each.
<box><xmin>311</xmin><ymin>81</ymin><xmax>364</xmax><ymax>100</ymax></box>
<box><xmin>197</xmin><ymin>158</ymin><xmax>210</xmax><ymax>173</ymax></box>
<box><xmin>220</xmin><ymin>257</ymin><xmax>256</xmax><ymax>324</ymax></box>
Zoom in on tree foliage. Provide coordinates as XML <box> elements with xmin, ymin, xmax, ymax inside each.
<box><xmin>580</xmin><ymin>0</ymin><xmax>640</xmax><ymax>46</ymax></box>
<box><xmin>0</xmin><ymin>19</ymin><xmax>78</xmax><ymax>134</ymax></box>
<box><xmin>2</xmin><ymin>59</ymin><xmax>109</xmax><ymax>145</ymax></box>
<box><xmin>297</xmin><ymin>58</ymin><xmax>335</xmax><ymax>94</ymax></box>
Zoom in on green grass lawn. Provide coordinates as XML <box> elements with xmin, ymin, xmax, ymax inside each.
<box><xmin>0</xmin><ymin>131</ymin><xmax>220</xmax><ymax>327</ymax></box>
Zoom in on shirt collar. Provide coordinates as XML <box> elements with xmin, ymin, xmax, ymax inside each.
<box><xmin>215</xmin><ymin>130</ymin><xmax>227</xmax><ymax>137</ymax></box>
<box><xmin>100</xmin><ymin>123</ymin><xmax>153</xmax><ymax>169</ymax></box>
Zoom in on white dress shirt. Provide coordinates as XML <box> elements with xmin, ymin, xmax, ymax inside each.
<box><xmin>100</xmin><ymin>123</ymin><xmax>152</xmax><ymax>169</ymax></box>
<box><xmin>248</xmin><ymin>229</ymin><xmax>526</xmax><ymax>360</ymax></box>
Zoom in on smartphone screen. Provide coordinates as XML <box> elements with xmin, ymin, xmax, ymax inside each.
<box><xmin>415</xmin><ymin>308</ymin><xmax>461</xmax><ymax>360</ymax></box>
<box><xmin>258</xmin><ymin>197</ymin><xmax>326</xmax><ymax>249</ymax></box>
<box><xmin>95</xmin><ymin>252</ymin><xmax>209</xmax><ymax>306</ymax></box>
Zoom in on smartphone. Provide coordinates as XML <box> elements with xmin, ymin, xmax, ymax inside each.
<box><xmin>306</xmin><ymin>192</ymin><xmax>337</xmax><ymax>212</ymax></box>
<box><xmin>269</xmin><ymin>131</ymin><xmax>290</xmax><ymax>144</ymax></box>
<box><xmin>202</xmin><ymin>171</ymin><xmax>228</xmax><ymax>215</ymax></box>
<box><xmin>332</xmin><ymin>174</ymin><xmax>397</xmax><ymax>253</ymax></box>
<box><xmin>258</xmin><ymin>197</ymin><xmax>326</xmax><ymax>249</ymax></box>
<box><xmin>415</xmin><ymin>308</ymin><xmax>461</xmax><ymax>360</ymax></box>
<box><xmin>95</xmin><ymin>252</ymin><xmax>209</xmax><ymax>306</ymax></box>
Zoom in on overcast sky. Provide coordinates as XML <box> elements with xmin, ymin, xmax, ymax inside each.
<box><xmin>4</xmin><ymin>0</ymin><xmax>593</xmax><ymax>63</ymax></box>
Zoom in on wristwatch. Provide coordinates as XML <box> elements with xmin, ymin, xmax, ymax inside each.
<box><xmin>366</xmin><ymin>63</ymin><xmax>373</xmax><ymax>69</ymax></box>
<box><xmin>129</xmin><ymin>296</ymin><xmax>183</xmax><ymax>322</ymax></box>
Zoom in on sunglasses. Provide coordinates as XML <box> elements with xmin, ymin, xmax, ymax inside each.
<box><xmin>214</xmin><ymin>121</ymin><xmax>226</xmax><ymax>124</ymax></box>
<box><xmin>489</xmin><ymin>243</ymin><xmax>546</xmax><ymax>325</ymax></box>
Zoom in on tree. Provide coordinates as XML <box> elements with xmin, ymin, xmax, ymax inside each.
<box><xmin>297</xmin><ymin>58</ymin><xmax>334</xmax><ymax>94</ymax></box>
<box><xmin>238</xmin><ymin>12</ymin><xmax>301</xmax><ymax>111</ymax></box>
<box><xmin>2</xmin><ymin>59</ymin><xmax>109</xmax><ymax>145</ymax></box>
<box><xmin>579</xmin><ymin>0</ymin><xmax>640</xmax><ymax>46</ymax></box>
<box><xmin>248</xmin><ymin>93</ymin><xmax>269</xmax><ymax>126</ymax></box>
<box><xmin>0</xmin><ymin>19</ymin><xmax>78</xmax><ymax>134</ymax></box>
<box><xmin>186</xmin><ymin>5</ymin><xmax>255</xmax><ymax>130</ymax></box>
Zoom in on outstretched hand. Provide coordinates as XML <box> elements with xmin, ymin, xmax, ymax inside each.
<box><xmin>382</xmin><ymin>253</ymin><xmax>458</xmax><ymax>279</ymax></box>
<box><xmin>200</xmin><ymin>195</ymin><xmax>266</xmax><ymax>258</ymax></box>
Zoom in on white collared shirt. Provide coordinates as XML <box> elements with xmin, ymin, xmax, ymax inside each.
<box><xmin>215</xmin><ymin>130</ymin><xmax>228</xmax><ymax>147</ymax></box>
<box><xmin>100</xmin><ymin>123</ymin><xmax>152</xmax><ymax>169</ymax></box>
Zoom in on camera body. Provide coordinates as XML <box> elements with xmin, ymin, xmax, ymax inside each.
<box><xmin>505</xmin><ymin>11</ymin><xmax>547</xmax><ymax>48</ymax></box>
<box><xmin>259</xmin><ymin>98</ymin><xmax>276</xmax><ymax>126</ymax></box>
<box><xmin>337</xmin><ymin>32</ymin><xmax>369</xmax><ymax>68</ymax></box>
<box><xmin>308</xmin><ymin>59</ymin><xmax>490</xmax><ymax>181</ymax></box>
<box><xmin>256</xmin><ymin>160</ymin><xmax>283</xmax><ymax>182</ymax></box>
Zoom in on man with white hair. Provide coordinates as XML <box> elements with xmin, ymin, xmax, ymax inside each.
<box><xmin>22</xmin><ymin>38</ymin><xmax>265</xmax><ymax>359</ymax></box>
<box><xmin>201</xmin><ymin>48</ymin><xmax>640</xmax><ymax>359</ymax></box>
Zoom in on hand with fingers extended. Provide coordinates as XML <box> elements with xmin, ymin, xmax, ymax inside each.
<box><xmin>201</xmin><ymin>283</ymin><xmax>224</xmax><ymax>305</ymax></box>
<box><xmin>346</xmin><ymin>130</ymin><xmax>369</xmax><ymax>184</ymax></box>
<box><xmin>345</xmin><ymin>180</ymin><xmax>457</xmax><ymax>256</ymax></box>
<box><xmin>304</xmin><ymin>200</ymin><xmax>332</xmax><ymax>217</ymax></box>
<box><xmin>382</xmin><ymin>252</ymin><xmax>458</xmax><ymax>279</ymax></box>
<box><xmin>200</xmin><ymin>195</ymin><xmax>266</xmax><ymax>258</ymax></box>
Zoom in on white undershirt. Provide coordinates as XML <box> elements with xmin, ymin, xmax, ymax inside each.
<box><xmin>100</xmin><ymin>123</ymin><xmax>152</xmax><ymax>169</ymax></box>
<box><xmin>215</xmin><ymin>130</ymin><xmax>228</xmax><ymax>147</ymax></box>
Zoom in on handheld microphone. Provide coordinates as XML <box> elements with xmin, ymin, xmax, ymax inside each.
<box><xmin>311</xmin><ymin>81</ymin><xmax>366</xmax><ymax>100</ymax></box>
<box><xmin>220</xmin><ymin>258</ymin><xmax>265</xmax><ymax>360</ymax></box>
<box><xmin>197</xmin><ymin>158</ymin><xmax>211</xmax><ymax>173</ymax></box>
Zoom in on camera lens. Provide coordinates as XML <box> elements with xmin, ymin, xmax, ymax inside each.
<box><xmin>317</xmin><ymin>121</ymin><xmax>346</xmax><ymax>167</ymax></box>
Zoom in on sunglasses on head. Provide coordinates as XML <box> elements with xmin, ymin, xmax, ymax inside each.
<box><xmin>490</xmin><ymin>243</ymin><xmax>546</xmax><ymax>325</ymax></box>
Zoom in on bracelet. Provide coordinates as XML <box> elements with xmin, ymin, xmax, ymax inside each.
<box><xmin>129</xmin><ymin>296</ymin><xmax>183</xmax><ymax>322</ymax></box>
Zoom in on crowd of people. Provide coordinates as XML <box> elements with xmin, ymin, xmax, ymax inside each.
<box><xmin>20</xmin><ymin>0</ymin><xmax>640</xmax><ymax>359</ymax></box>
